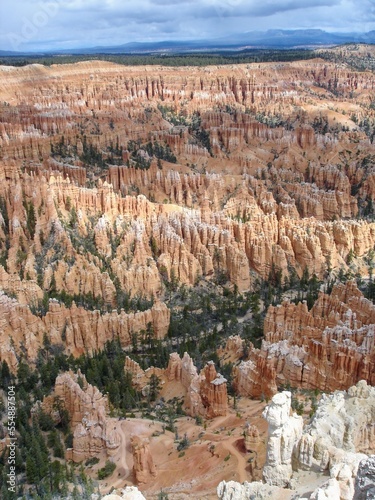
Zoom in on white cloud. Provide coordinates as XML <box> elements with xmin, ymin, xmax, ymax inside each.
<box><xmin>0</xmin><ymin>0</ymin><xmax>374</xmax><ymax>51</ymax></box>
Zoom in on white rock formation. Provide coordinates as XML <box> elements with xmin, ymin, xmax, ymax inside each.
<box><xmin>262</xmin><ymin>391</ymin><xmax>303</xmax><ymax>487</ymax></box>
<box><xmin>218</xmin><ymin>382</ymin><xmax>375</xmax><ymax>500</ymax></box>
<box><xmin>101</xmin><ymin>486</ymin><xmax>146</xmax><ymax>500</ymax></box>
<box><xmin>294</xmin><ymin>380</ymin><xmax>375</xmax><ymax>500</ymax></box>
<box><xmin>217</xmin><ymin>480</ymin><xmax>285</xmax><ymax>500</ymax></box>
<box><xmin>301</xmin><ymin>380</ymin><xmax>375</xmax><ymax>464</ymax></box>
<box><xmin>292</xmin><ymin>380</ymin><xmax>375</xmax><ymax>499</ymax></box>
<box><xmin>309</xmin><ymin>478</ymin><xmax>341</xmax><ymax>500</ymax></box>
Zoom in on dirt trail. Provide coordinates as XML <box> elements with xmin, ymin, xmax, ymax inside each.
<box><xmin>106</xmin><ymin>421</ymin><xmax>132</xmax><ymax>491</ymax></box>
<box><xmin>221</xmin><ymin>436</ymin><xmax>249</xmax><ymax>483</ymax></box>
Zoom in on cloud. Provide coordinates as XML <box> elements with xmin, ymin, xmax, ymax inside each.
<box><xmin>0</xmin><ymin>0</ymin><xmax>374</xmax><ymax>51</ymax></box>
<box><xmin>207</xmin><ymin>0</ymin><xmax>341</xmax><ymax>18</ymax></box>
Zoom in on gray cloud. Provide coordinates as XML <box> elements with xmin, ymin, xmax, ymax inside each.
<box><xmin>0</xmin><ymin>0</ymin><xmax>373</xmax><ymax>52</ymax></box>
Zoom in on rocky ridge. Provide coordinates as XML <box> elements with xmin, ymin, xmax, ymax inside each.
<box><xmin>0</xmin><ymin>290</ymin><xmax>169</xmax><ymax>369</ymax></box>
<box><xmin>234</xmin><ymin>281</ymin><xmax>375</xmax><ymax>397</ymax></box>
<box><xmin>41</xmin><ymin>371</ymin><xmax>121</xmax><ymax>462</ymax></box>
<box><xmin>218</xmin><ymin>380</ymin><xmax>375</xmax><ymax>500</ymax></box>
<box><xmin>1</xmin><ymin>59</ymin><xmax>375</xmax><ymax>374</ymax></box>
<box><xmin>1</xmin><ymin>57</ymin><xmax>375</xmax><ymax>497</ymax></box>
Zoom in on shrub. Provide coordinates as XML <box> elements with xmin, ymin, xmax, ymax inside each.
<box><xmin>177</xmin><ymin>433</ymin><xmax>190</xmax><ymax>451</ymax></box>
<box><xmin>97</xmin><ymin>460</ymin><xmax>116</xmax><ymax>479</ymax></box>
<box><xmin>85</xmin><ymin>457</ymin><xmax>100</xmax><ymax>467</ymax></box>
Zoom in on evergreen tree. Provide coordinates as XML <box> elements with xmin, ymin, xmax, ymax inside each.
<box><xmin>149</xmin><ymin>374</ymin><xmax>162</xmax><ymax>402</ymax></box>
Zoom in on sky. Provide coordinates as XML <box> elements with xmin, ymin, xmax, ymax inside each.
<box><xmin>0</xmin><ymin>0</ymin><xmax>374</xmax><ymax>52</ymax></box>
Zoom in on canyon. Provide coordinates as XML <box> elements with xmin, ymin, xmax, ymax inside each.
<box><xmin>0</xmin><ymin>49</ymin><xmax>375</xmax><ymax>498</ymax></box>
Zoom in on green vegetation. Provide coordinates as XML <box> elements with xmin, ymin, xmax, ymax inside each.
<box><xmin>250</xmin><ymin>110</ymin><xmax>291</xmax><ymax>130</ymax></box>
<box><xmin>127</xmin><ymin>139</ymin><xmax>177</xmax><ymax>168</ymax></box>
<box><xmin>158</xmin><ymin>490</ymin><xmax>169</xmax><ymax>500</ymax></box>
<box><xmin>141</xmin><ymin>141</ymin><xmax>177</xmax><ymax>164</ymax></box>
<box><xmin>85</xmin><ymin>457</ymin><xmax>100</xmax><ymax>467</ymax></box>
<box><xmin>23</xmin><ymin>200</ymin><xmax>36</xmax><ymax>239</ymax></box>
<box><xmin>97</xmin><ymin>460</ymin><xmax>116</xmax><ymax>480</ymax></box>
<box><xmin>319</xmin><ymin>44</ymin><xmax>375</xmax><ymax>72</ymax></box>
<box><xmin>0</xmin><ymin>197</ymin><xmax>9</xmax><ymax>235</ymax></box>
<box><xmin>73</xmin><ymin>340</ymin><xmax>140</xmax><ymax>412</ymax></box>
<box><xmin>0</xmin><ymin>49</ymin><xmax>316</xmax><ymax>68</ymax></box>
<box><xmin>149</xmin><ymin>374</ymin><xmax>162</xmax><ymax>402</ymax></box>
<box><xmin>157</xmin><ymin>108</ymin><xmax>212</xmax><ymax>154</ymax></box>
<box><xmin>177</xmin><ymin>433</ymin><xmax>190</xmax><ymax>452</ymax></box>
<box><xmin>79</xmin><ymin>136</ymin><xmax>107</xmax><ymax>169</ymax></box>
<box><xmin>0</xmin><ymin>354</ymin><xmax>97</xmax><ymax>499</ymax></box>
<box><xmin>279</xmin><ymin>383</ymin><xmax>323</xmax><ymax>418</ymax></box>
<box><xmin>51</xmin><ymin>135</ymin><xmax>107</xmax><ymax>170</ymax></box>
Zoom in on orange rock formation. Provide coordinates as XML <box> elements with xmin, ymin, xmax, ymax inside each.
<box><xmin>165</xmin><ymin>353</ymin><xmax>228</xmax><ymax>418</ymax></box>
<box><xmin>131</xmin><ymin>435</ymin><xmax>156</xmax><ymax>484</ymax></box>
<box><xmin>41</xmin><ymin>371</ymin><xmax>121</xmax><ymax>462</ymax></box>
<box><xmin>234</xmin><ymin>281</ymin><xmax>375</xmax><ymax>397</ymax></box>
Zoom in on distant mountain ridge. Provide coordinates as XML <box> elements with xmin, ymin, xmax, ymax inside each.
<box><xmin>2</xmin><ymin>29</ymin><xmax>375</xmax><ymax>56</ymax></box>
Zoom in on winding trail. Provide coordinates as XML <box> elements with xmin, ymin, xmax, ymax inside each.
<box><xmin>107</xmin><ymin>421</ymin><xmax>132</xmax><ymax>491</ymax></box>
<box><xmin>221</xmin><ymin>436</ymin><xmax>249</xmax><ymax>483</ymax></box>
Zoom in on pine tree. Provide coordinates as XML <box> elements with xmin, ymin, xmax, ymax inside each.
<box><xmin>149</xmin><ymin>374</ymin><xmax>162</xmax><ymax>402</ymax></box>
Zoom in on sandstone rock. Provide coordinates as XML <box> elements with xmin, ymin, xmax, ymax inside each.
<box><xmin>233</xmin><ymin>355</ymin><xmax>277</xmax><ymax>399</ymax></box>
<box><xmin>165</xmin><ymin>352</ymin><xmax>182</xmax><ymax>381</ymax></box>
<box><xmin>0</xmin><ymin>265</ymin><xmax>43</xmax><ymax>305</ymax></box>
<box><xmin>0</xmin><ymin>295</ymin><xmax>170</xmax><ymax>367</ymax></box>
<box><xmin>180</xmin><ymin>352</ymin><xmax>199</xmax><ymax>391</ymax></box>
<box><xmin>309</xmin><ymin>478</ymin><xmax>341</xmax><ymax>500</ymax></box>
<box><xmin>296</xmin><ymin>434</ymin><xmax>315</xmax><ymax>471</ymax></box>
<box><xmin>217</xmin><ymin>335</ymin><xmax>244</xmax><ymax>363</ymax></box>
<box><xmin>300</xmin><ymin>380</ymin><xmax>375</xmax><ymax>463</ymax></box>
<box><xmin>244</xmin><ymin>423</ymin><xmax>260</xmax><ymax>453</ymax></box>
<box><xmin>262</xmin><ymin>391</ymin><xmax>303</xmax><ymax>487</ymax></box>
<box><xmin>286</xmin><ymin>380</ymin><xmax>375</xmax><ymax>500</ymax></box>
<box><xmin>200</xmin><ymin>362</ymin><xmax>228</xmax><ymax>418</ymax></box>
<box><xmin>124</xmin><ymin>356</ymin><xmax>148</xmax><ymax>390</ymax></box>
<box><xmin>3</xmin><ymin>48</ymin><xmax>375</xmax><ymax>500</ymax></box>
<box><xmin>131</xmin><ymin>435</ymin><xmax>156</xmax><ymax>484</ymax></box>
<box><xmin>217</xmin><ymin>480</ymin><xmax>287</xmax><ymax>500</ymax></box>
<box><xmin>41</xmin><ymin>371</ymin><xmax>120</xmax><ymax>462</ymax></box>
<box><xmin>165</xmin><ymin>353</ymin><xmax>228</xmax><ymax>418</ymax></box>
<box><xmin>354</xmin><ymin>455</ymin><xmax>375</xmax><ymax>500</ymax></box>
<box><xmin>102</xmin><ymin>486</ymin><xmax>146</xmax><ymax>500</ymax></box>
<box><xmin>245</xmin><ymin>281</ymin><xmax>375</xmax><ymax>395</ymax></box>
<box><xmin>330</xmin><ymin>461</ymin><xmax>355</xmax><ymax>500</ymax></box>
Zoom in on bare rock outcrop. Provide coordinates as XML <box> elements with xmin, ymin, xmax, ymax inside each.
<box><xmin>245</xmin><ymin>381</ymin><xmax>375</xmax><ymax>498</ymax></box>
<box><xmin>131</xmin><ymin>435</ymin><xmax>156</xmax><ymax>484</ymax></box>
<box><xmin>217</xmin><ymin>335</ymin><xmax>244</xmax><ymax>364</ymax></box>
<box><xmin>200</xmin><ymin>361</ymin><xmax>228</xmax><ymax>418</ymax></box>
<box><xmin>244</xmin><ymin>423</ymin><xmax>260</xmax><ymax>453</ymax></box>
<box><xmin>165</xmin><ymin>353</ymin><xmax>228</xmax><ymax>418</ymax></box>
<box><xmin>234</xmin><ymin>281</ymin><xmax>375</xmax><ymax>400</ymax></box>
<box><xmin>354</xmin><ymin>455</ymin><xmax>375</xmax><ymax>500</ymax></box>
<box><xmin>295</xmin><ymin>380</ymin><xmax>375</xmax><ymax>468</ymax></box>
<box><xmin>309</xmin><ymin>478</ymin><xmax>342</xmax><ymax>500</ymax></box>
<box><xmin>262</xmin><ymin>391</ymin><xmax>303</xmax><ymax>487</ymax></box>
<box><xmin>102</xmin><ymin>487</ymin><xmax>146</xmax><ymax>500</ymax></box>
<box><xmin>290</xmin><ymin>380</ymin><xmax>375</xmax><ymax>500</ymax></box>
<box><xmin>0</xmin><ymin>295</ymin><xmax>170</xmax><ymax>368</ymax></box>
<box><xmin>124</xmin><ymin>356</ymin><xmax>148</xmax><ymax>390</ymax></box>
<box><xmin>41</xmin><ymin>371</ymin><xmax>120</xmax><ymax>462</ymax></box>
<box><xmin>217</xmin><ymin>480</ymin><xmax>286</xmax><ymax>500</ymax></box>
<box><xmin>165</xmin><ymin>352</ymin><xmax>182</xmax><ymax>381</ymax></box>
<box><xmin>233</xmin><ymin>355</ymin><xmax>277</xmax><ymax>399</ymax></box>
